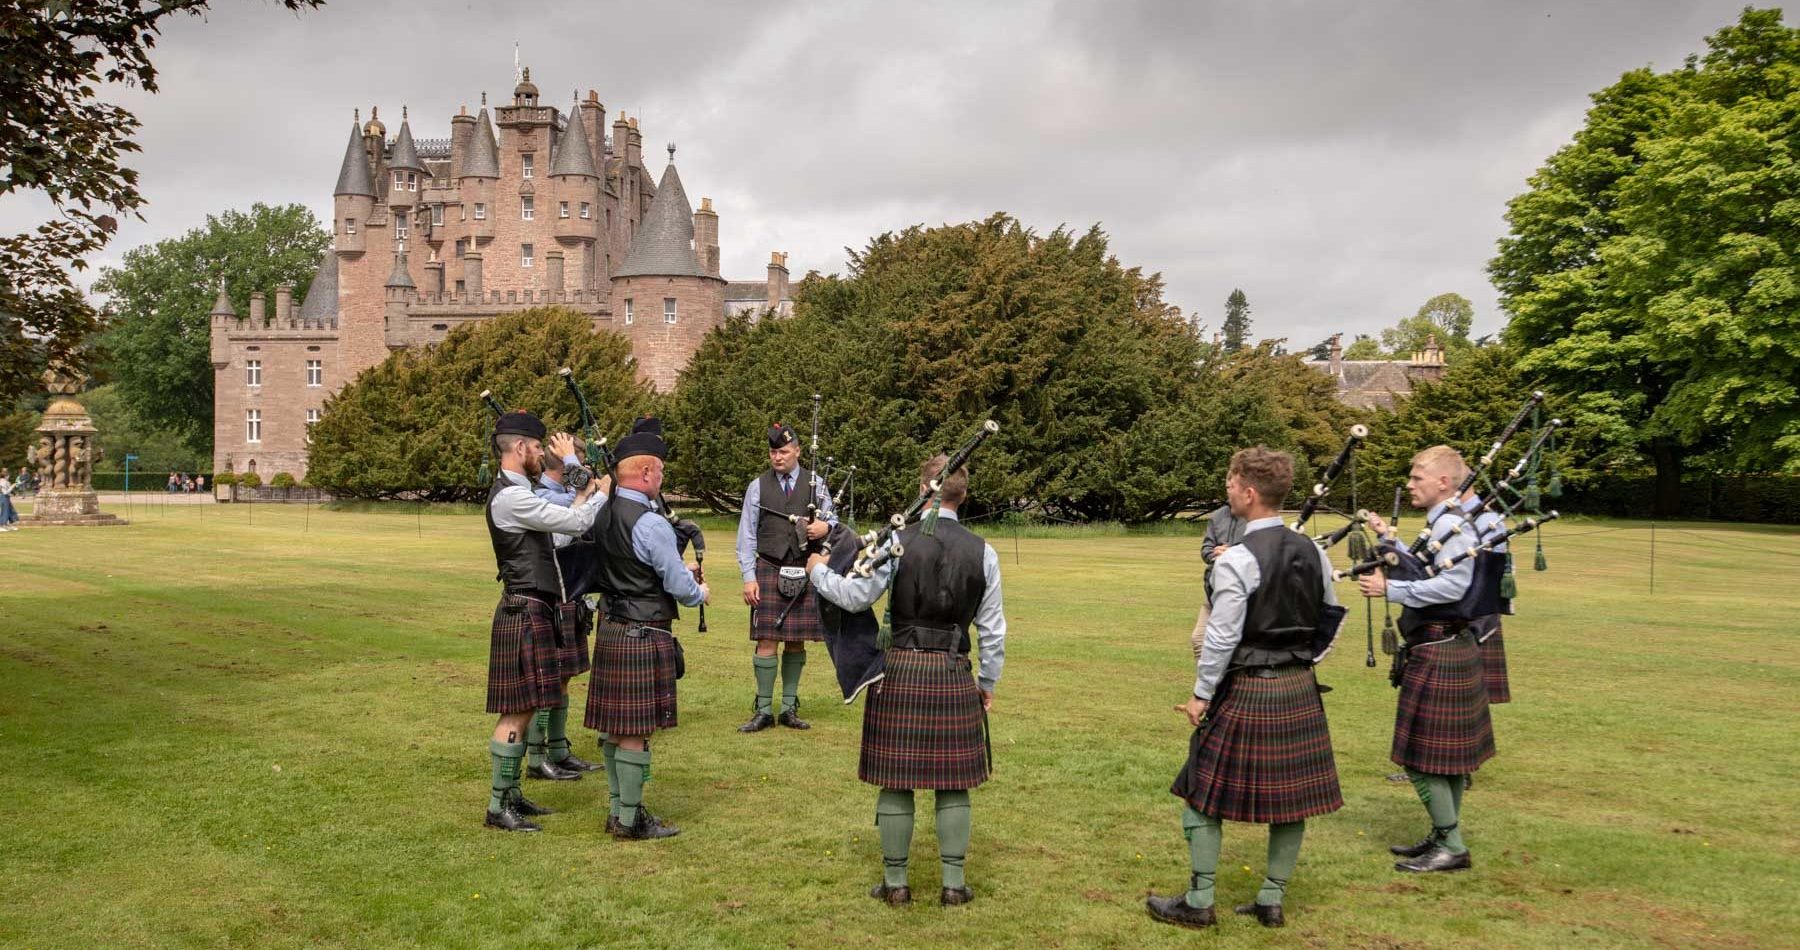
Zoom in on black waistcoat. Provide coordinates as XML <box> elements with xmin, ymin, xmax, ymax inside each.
<box><xmin>486</xmin><ymin>476</ymin><xmax>563</xmax><ymax>598</ymax></box>
<box><xmin>594</xmin><ymin>493</ymin><xmax>679</xmax><ymax>623</ymax></box>
<box><xmin>755</xmin><ymin>467</ymin><xmax>814</xmax><ymax>564</ymax></box>
<box><xmin>889</xmin><ymin>518</ymin><xmax>986</xmax><ymax>654</ymax></box>
<box><xmin>1231</xmin><ymin>527</ymin><xmax>1324</xmax><ymax>668</ymax></box>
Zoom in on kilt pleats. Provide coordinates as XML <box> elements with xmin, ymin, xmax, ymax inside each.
<box><xmin>751</xmin><ymin>558</ymin><xmax>825</xmax><ymax>642</ymax></box>
<box><xmin>1392</xmin><ymin>630</ymin><xmax>1495</xmax><ymax>774</ymax></box>
<box><xmin>860</xmin><ymin>649</ymin><xmax>988</xmax><ymax>790</ymax></box>
<box><xmin>584</xmin><ymin>620</ymin><xmax>679</xmax><ymax>736</ymax></box>
<box><xmin>486</xmin><ymin>596</ymin><xmax>566</xmax><ymax>714</ymax></box>
<box><xmin>1172</xmin><ymin>665</ymin><xmax>1343</xmax><ymax>824</ymax></box>
<box><xmin>1477</xmin><ymin>622</ymin><xmax>1510</xmax><ymax>704</ymax></box>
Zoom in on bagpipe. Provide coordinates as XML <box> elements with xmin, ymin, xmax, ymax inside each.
<box><xmin>1401</xmin><ymin>390</ymin><xmax>1544</xmax><ymax>560</ymax></box>
<box><xmin>556</xmin><ymin>368</ymin><xmax>607</xmax><ymax>490</ymax></box>
<box><xmin>1292</xmin><ymin>424</ymin><xmax>1369</xmax><ymax>535</ymax></box>
<box><xmin>822</xmin><ymin>418</ymin><xmax>1002</xmax><ymax>702</ymax></box>
<box><xmin>476</xmin><ymin>389</ymin><xmax>506</xmax><ymax>485</ymax></box>
<box><xmin>1423</xmin><ymin>511</ymin><xmax>1560</xmax><ymax>578</ymax></box>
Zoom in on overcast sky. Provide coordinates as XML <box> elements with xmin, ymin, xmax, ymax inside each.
<box><xmin>1</xmin><ymin>0</ymin><xmax>1760</xmax><ymax>347</ymax></box>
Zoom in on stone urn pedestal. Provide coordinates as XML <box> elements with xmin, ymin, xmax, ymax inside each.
<box><xmin>21</xmin><ymin>369</ymin><xmax>126</xmax><ymax>528</ymax></box>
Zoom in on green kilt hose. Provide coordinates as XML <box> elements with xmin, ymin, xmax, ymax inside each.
<box><xmin>557</xmin><ymin>600</ymin><xmax>592</xmax><ymax>681</ymax></box>
<box><xmin>751</xmin><ymin>557</ymin><xmax>825</xmax><ymax>642</ymax></box>
<box><xmin>1392</xmin><ymin>624</ymin><xmax>1495</xmax><ymax>774</ymax></box>
<box><xmin>860</xmin><ymin>648</ymin><xmax>989</xmax><ymax>790</ymax></box>
<box><xmin>1172</xmin><ymin>665</ymin><xmax>1343</xmax><ymax>824</ymax></box>
<box><xmin>585</xmin><ymin>619</ymin><xmax>679</xmax><ymax>736</ymax></box>
<box><xmin>486</xmin><ymin>594</ymin><xmax>567</xmax><ymax>714</ymax></box>
<box><xmin>1472</xmin><ymin>616</ymin><xmax>1510</xmax><ymax>704</ymax></box>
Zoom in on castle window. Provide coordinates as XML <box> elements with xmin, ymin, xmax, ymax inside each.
<box><xmin>246</xmin><ymin>410</ymin><xmax>262</xmax><ymax>443</ymax></box>
<box><xmin>521</xmin><ymin>196</ymin><xmax>534</xmax><ymax>221</ymax></box>
<box><xmin>431</xmin><ymin>204</ymin><xmax>444</xmax><ymax>226</ymax></box>
<box><xmin>306</xmin><ymin>360</ymin><xmax>322</xmax><ymax>387</ymax></box>
<box><xmin>521</xmin><ymin>243</ymin><xmax>534</xmax><ymax>268</ymax></box>
<box><xmin>580</xmin><ymin>202</ymin><xmax>591</xmax><ymax>219</ymax></box>
<box><xmin>605</xmin><ymin>208</ymin><xmax>611</xmax><ymax>228</ymax></box>
<box><xmin>474</xmin><ymin>203</ymin><xmax>486</xmax><ymax>221</ymax></box>
<box><xmin>559</xmin><ymin>201</ymin><xmax>569</xmax><ymax>219</ymax></box>
<box><xmin>395</xmin><ymin>171</ymin><xmax>404</xmax><ymax>189</ymax></box>
<box><xmin>345</xmin><ymin>218</ymin><xmax>357</xmax><ymax>235</ymax></box>
<box><xmin>460</xmin><ymin>204</ymin><xmax>467</xmax><ymax>222</ymax></box>
<box><xmin>664</xmin><ymin>297</ymin><xmax>677</xmax><ymax>324</ymax></box>
<box><xmin>454</xmin><ymin>238</ymin><xmax>467</xmax><ymax>259</ymax></box>
<box><xmin>394</xmin><ymin>211</ymin><xmax>408</xmax><ymax>240</ymax></box>
<box><xmin>454</xmin><ymin>280</ymin><xmax>465</xmax><ymax>294</ymax></box>
<box><xmin>624</xmin><ymin>298</ymin><xmax>633</xmax><ymax>325</ymax></box>
<box><xmin>408</xmin><ymin>172</ymin><xmax>417</xmax><ymax>192</ymax></box>
<box><xmin>306</xmin><ymin>408</ymin><xmax>320</xmax><ymax>442</ymax></box>
<box><xmin>246</xmin><ymin>360</ymin><xmax>262</xmax><ymax>387</ymax></box>
<box><xmin>522</xmin><ymin>154</ymin><xmax>534</xmax><ymax>179</ymax></box>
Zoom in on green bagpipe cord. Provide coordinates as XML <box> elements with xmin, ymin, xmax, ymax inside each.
<box><xmin>477</xmin><ymin>461</ymin><xmax>491</xmax><ymax>486</ymax></box>
<box><xmin>1500</xmin><ymin>551</ymin><xmax>1519</xmax><ymax>600</ymax></box>
<box><xmin>877</xmin><ymin>602</ymin><xmax>894</xmax><ymax>650</ymax></box>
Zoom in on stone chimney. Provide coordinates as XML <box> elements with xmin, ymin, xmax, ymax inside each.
<box><xmin>1328</xmin><ymin>333</ymin><xmax>1342</xmax><ymax>376</ymax></box>
<box><xmin>694</xmin><ymin>198</ymin><xmax>720</xmax><ymax>278</ymax></box>
<box><xmin>463</xmin><ymin>250</ymin><xmax>483</xmax><ymax>298</ymax></box>
<box><xmin>450</xmin><ymin>105</ymin><xmax>474</xmax><ymax>179</ymax></box>
<box><xmin>766</xmin><ymin>250</ymin><xmax>789</xmax><ymax>315</ymax></box>
<box><xmin>580</xmin><ymin>91</ymin><xmax>606</xmax><ymax>169</ymax></box>
<box><xmin>274</xmin><ymin>284</ymin><xmax>293</xmax><ymax>324</ymax></box>
<box><xmin>545</xmin><ymin>248</ymin><xmax>565</xmax><ymax>292</ymax></box>
<box><xmin>1410</xmin><ymin>333</ymin><xmax>1447</xmax><ymax>381</ymax></box>
<box><xmin>249</xmin><ymin>291</ymin><xmax>266</xmax><ymax>326</ymax></box>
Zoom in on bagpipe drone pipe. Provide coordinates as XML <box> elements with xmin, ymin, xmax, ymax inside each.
<box><xmin>1403</xmin><ymin>390</ymin><xmax>1545</xmax><ymax>559</ymax></box>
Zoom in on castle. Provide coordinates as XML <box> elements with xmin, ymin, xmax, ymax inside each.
<box><xmin>209</xmin><ymin>69</ymin><xmax>794</xmax><ymax>482</ymax></box>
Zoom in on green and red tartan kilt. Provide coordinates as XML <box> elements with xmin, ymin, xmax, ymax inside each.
<box><xmin>859</xmin><ymin>649</ymin><xmax>988</xmax><ymax>790</ymax></box>
<box><xmin>584</xmin><ymin>619</ymin><xmax>679</xmax><ymax>736</ymax></box>
<box><xmin>1392</xmin><ymin>626</ymin><xmax>1495</xmax><ymax>775</ymax></box>
<box><xmin>557</xmin><ymin>600</ymin><xmax>592</xmax><ymax>680</ymax></box>
<box><xmin>751</xmin><ymin>558</ymin><xmax>825</xmax><ymax>642</ymax></box>
<box><xmin>1473</xmin><ymin>617</ymin><xmax>1511</xmax><ymax>704</ymax></box>
<box><xmin>486</xmin><ymin>595</ymin><xmax>566</xmax><ymax>714</ymax></box>
<box><xmin>1171</xmin><ymin>665</ymin><xmax>1343</xmax><ymax>824</ymax></box>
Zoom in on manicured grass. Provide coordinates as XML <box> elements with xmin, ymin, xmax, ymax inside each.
<box><xmin>0</xmin><ymin>504</ymin><xmax>1795</xmax><ymax>949</ymax></box>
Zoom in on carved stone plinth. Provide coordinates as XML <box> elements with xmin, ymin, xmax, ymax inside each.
<box><xmin>20</xmin><ymin>366</ymin><xmax>127</xmax><ymax>527</ymax></box>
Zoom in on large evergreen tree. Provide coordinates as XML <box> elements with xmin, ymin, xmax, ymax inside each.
<box><xmin>1221</xmin><ymin>288</ymin><xmax>1252</xmax><ymax>352</ymax></box>
<box><xmin>1492</xmin><ymin>8</ymin><xmax>1800</xmax><ymax>513</ymax></box>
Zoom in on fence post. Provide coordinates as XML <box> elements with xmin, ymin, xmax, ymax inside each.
<box><xmin>1649</xmin><ymin>520</ymin><xmax>1655</xmax><ymax>594</ymax></box>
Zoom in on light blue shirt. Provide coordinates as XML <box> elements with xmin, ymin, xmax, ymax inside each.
<box><xmin>1385</xmin><ymin>501</ymin><xmax>1475</xmax><ymax>608</ymax></box>
<box><xmin>1193</xmin><ymin>516</ymin><xmax>1342</xmax><ymax>700</ymax></box>
<box><xmin>532</xmin><ymin>455</ymin><xmax>581</xmax><ymax>507</ymax></box>
<box><xmin>736</xmin><ymin>468</ymin><xmax>838</xmax><ymax>582</ymax></box>
<box><xmin>618</xmin><ymin>487</ymin><xmax>706</xmax><ymax>608</ymax></box>
<box><xmin>807</xmin><ymin>509</ymin><xmax>1006</xmax><ymax>692</ymax></box>
<box><xmin>1461</xmin><ymin>494</ymin><xmax>1508</xmax><ymax>553</ymax></box>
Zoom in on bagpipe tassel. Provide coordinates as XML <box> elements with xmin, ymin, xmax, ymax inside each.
<box><xmin>921</xmin><ymin>498</ymin><xmax>941</xmax><ymax>537</ymax></box>
<box><xmin>476</xmin><ymin>461</ymin><xmax>491</xmax><ymax>486</ymax></box>
<box><xmin>1500</xmin><ymin>552</ymin><xmax>1519</xmax><ymax>599</ymax></box>
<box><xmin>876</xmin><ymin>604</ymin><xmax>894</xmax><ymax>651</ymax></box>
<box><xmin>1523</xmin><ymin>483</ymin><xmax>1541</xmax><ymax>511</ymax></box>
<box><xmin>1548</xmin><ymin>472</ymin><xmax>1563</xmax><ymax>498</ymax></box>
<box><xmin>1534</xmin><ymin>538</ymin><xmax>1548</xmax><ymax>572</ymax></box>
<box><xmin>1380</xmin><ymin>613</ymin><xmax>1398</xmax><ymax>656</ymax></box>
<box><xmin>1347</xmin><ymin>528</ymin><xmax>1371</xmax><ymax>562</ymax></box>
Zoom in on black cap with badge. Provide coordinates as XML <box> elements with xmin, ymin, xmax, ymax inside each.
<box><xmin>768</xmin><ymin>422</ymin><xmax>797</xmax><ymax>449</ymax></box>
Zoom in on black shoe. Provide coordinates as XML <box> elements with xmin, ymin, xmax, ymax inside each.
<box><xmin>778</xmin><ymin>708</ymin><xmax>811</xmax><ymax>730</ymax></box>
<box><xmin>553</xmin><ymin>753</ymin><xmax>602</xmax><ymax>773</ymax></box>
<box><xmin>604</xmin><ymin>814</ymin><xmax>620</xmax><ymax>835</ymax></box>
<box><xmin>869</xmin><ymin>883</ymin><xmax>912</xmax><ymax>906</ymax></box>
<box><xmin>940</xmin><ymin>886</ymin><xmax>973</xmax><ymax>906</ymax></box>
<box><xmin>527</xmin><ymin>760</ymin><xmax>581</xmax><ymax>781</ymax></box>
<box><xmin>1395</xmin><ymin>846</ymin><xmax>1472</xmax><ymax>873</ymax></box>
<box><xmin>505</xmin><ymin>788</ymin><xmax>556</xmax><ymax>817</ymax></box>
<box><xmin>484</xmin><ymin>806</ymin><xmax>541</xmax><ymax>832</ymax></box>
<box><xmin>1146</xmin><ymin>894</ymin><xmax>1216</xmax><ymax>929</ymax></box>
<box><xmin>611</xmin><ymin>806</ymin><xmax>680</xmax><ymax>840</ymax></box>
<box><xmin>1233</xmin><ymin>902</ymin><xmax>1285</xmax><ymax>928</ymax></box>
<box><xmin>738</xmin><ymin>711</ymin><xmax>775</xmax><ymax>733</ymax></box>
<box><xmin>1463</xmin><ymin>773</ymin><xmax>1474</xmax><ymax>791</ymax></box>
<box><xmin>1389</xmin><ymin>835</ymin><xmax>1440</xmax><ymax>858</ymax></box>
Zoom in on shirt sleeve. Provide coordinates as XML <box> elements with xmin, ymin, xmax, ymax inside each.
<box><xmin>1195</xmin><ymin>546</ymin><xmax>1259</xmax><ymax>700</ymax></box>
<box><xmin>632</xmin><ymin>512</ymin><xmax>706</xmax><ymax>607</ymax></box>
<box><xmin>491</xmin><ymin>484</ymin><xmax>602</xmax><ymax>536</ymax></box>
<box><xmin>974</xmin><ymin>543</ymin><xmax>1006</xmax><ymax>692</ymax></box>
<box><xmin>809</xmin><ymin>546</ymin><xmax>896</xmax><ymax>613</ymax></box>
<box><xmin>1388</xmin><ymin>518</ymin><xmax>1476</xmax><ymax>607</ymax></box>
<box><xmin>1316</xmin><ymin>542</ymin><xmax>1342</xmax><ymax>606</ymax></box>
<box><xmin>737</xmin><ymin>479</ymin><xmax>760</xmax><ymax>583</ymax></box>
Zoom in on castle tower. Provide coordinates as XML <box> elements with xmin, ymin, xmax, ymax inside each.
<box><xmin>550</xmin><ymin>91</ymin><xmax>601</xmax><ymax>291</ymax></box>
<box><xmin>610</xmin><ymin>147</ymin><xmax>726</xmax><ymax>390</ymax></box>
<box><xmin>386</xmin><ymin>107</ymin><xmax>423</xmax><ymax>212</ymax></box>
<box><xmin>459</xmin><ymin>96</ymin><xmax>500</xmax><ymax>296</ymax></box>
<box><xmin>332</xmin><ymin>117</ymin><xmax>375</xmax><ymax>256</ymax></box>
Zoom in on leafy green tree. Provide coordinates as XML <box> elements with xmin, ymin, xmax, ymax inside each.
<box><xmin>667</xmin><ymin>214</ymin><xmax>1251</xmax><ymax>521</ymax></box>
<box><xmin>95</xmin><ymin>203</ymin><xmax>330</xmax><ymax>455</ymax></box>
<box><xmin>1221</xmin><ymin>288</ymin><xmax>1252</xmax><ymax>352</ymax></box>
<box><xmin>1492</xmin><ymin>8</ymin><xmax>1800</xmax><ymax>512</ymax></box>
<box><xmin>0</xmin><ymin>408</ymin><xmax>41</xmax><ymax>472</ymax></box>
<box><xmin>0</xmin><ymin>0</ymin><xmax>322</xmax><ymax>406</ymax></box>
<box><xmin>80</xmin><ymin>383</ymin><xmax>205</xmax><ymax>474</ymax></box>
<box><xmin>1342</xmin><ymin>334</ymin><xmax>1383</xmax><ymax>360</ymax></box>
<box><xmin>1379</xmin><ymin>292</ymin><xmax>1475</xmax><ymax>361</ymax></box>
<box><xmin>307</xmin><ymin>308</ymin><xmax>654</xmax><ymax>501</ymax></box>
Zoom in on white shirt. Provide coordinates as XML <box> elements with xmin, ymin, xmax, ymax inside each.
<box><xmin>1194</xmin><ymin>516</ymin><xmax>1341</xmax><ymax>700</ymax></box>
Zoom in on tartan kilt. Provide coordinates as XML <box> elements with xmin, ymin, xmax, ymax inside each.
<box><xmin>1475</xmin><ymin>619</ymin><xmax>1511</xmax><ymax>704</ymax></box>
<box><xmin>584</xmin><ymin>619</ymin><xmax>679</xmax><ymax>736</ymax></box>
<box><xmin>1171</xmin><ymin>665</ymin><xmax>1343</xmax><ymax>824</ymax></box>
<box><xmin>556</xmin><ymin>601</ymin><xmax>592</xmax><ymax>680</ymax></box>
<box><xmin>751</xmin><ymin>558</ymin><xmax>825</xmax><ymax>642</ymax></box>
<box><xmin>486</xmin><ymin>596</ymin><xmax>566</xmax><ymax>714</ymax></box>
<box><xmin>860</xmin><ymin>649</ymin><xmax>988</xmax><ymax>790</ymax></box>
<box><xmin>1392</xmin><ymin>628</ymin><xmax>1495</xmax><ymax>774</ymax></box>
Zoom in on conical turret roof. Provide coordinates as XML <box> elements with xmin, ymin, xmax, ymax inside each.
<box><xmin>209</xmin><ymin>280</ymin><xmax>237</xmax><ymax>317</ymax></box>
<box><xmin>461</xmin><ymin>105</ymin><xmax>500</xmax><ymax>179</ymax></box>
<box><xmin>550</xmin><ymin>97</ymin><xmax>598</xmax><ymax>178</ymax></box>
<box><xmin>333</xmin><ymin>120</ymin><xmax>375</xmax><ymax>197</ymax></box>
<box><xmin>613</xmin><ymin>162</ymin><xmax>707</xmax><ymax>278</ymax></box>
<box><xmin>297</xmin><ymin>252</ymin><xmax>338</xmax><ymax>322</ymax></box>
<box><xmin>386</xmin><ymin>248</ymin><xmax>415</xmax><ymax>289</ymax></box>
<box><xmin>388</xmin><ymin>109</ymin><xmax>423</xmax><ymax>171</ymax></box>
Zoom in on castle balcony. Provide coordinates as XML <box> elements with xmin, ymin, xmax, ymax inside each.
<box><xmin>555</xmin><ymin>214</ymin><xmax>600</xmax><ymax>241</ymax></box>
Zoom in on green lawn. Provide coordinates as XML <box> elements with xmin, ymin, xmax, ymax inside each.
<box><xmin>0</xmin><ymin>503</ymin><xmax>1795</xmax><ymax>949</ymax></box>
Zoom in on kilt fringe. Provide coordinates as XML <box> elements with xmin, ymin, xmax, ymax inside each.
<box><xmin>751</xmin><ymin>558</ymin><xmax>826</xmax><ymax>642</ymax></box>
<box><xmin>860</xmin><ymin>649</ymin><xmax>988</xmax><ymax>790</ymax></box>
<box><xmin>1392</xmin><ymin>632</ymin><xmax>1495</xmax><ymax>774</ymax></box>
<box><xmin>1172</xmin><ymin>665</ymin><xmax>1343</xmax><ymax>824</ymax></box>
<box><xmin>584</xmin><ymin>620</ymin><xmax>679</xmax><ymax>736</ymax></box>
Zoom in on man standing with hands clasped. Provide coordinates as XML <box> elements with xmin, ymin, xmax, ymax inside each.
<box><xmin>1359</xmin><ymin>445</ymin><xmax>1495</xmax><ymax>874</ymax></box>
<box><xmin>735</xmin><ymin>422</ymin><xmax>835</xmax><ymax>732</ymax></box>
<box><xmin>1152</xmin><ymin>447</ymin><xmax>1344</xmax><ymax>929</ymax></box>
